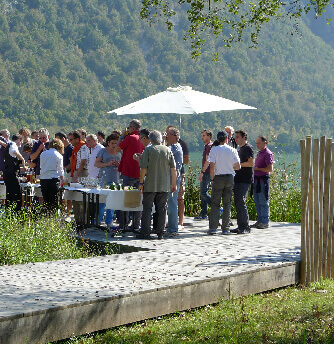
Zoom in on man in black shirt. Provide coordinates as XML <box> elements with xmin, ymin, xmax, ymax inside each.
<box><xmin>231</xmin><ymin>130</ymin><xmax>254</xmax><ymax>234</ymax></box>
<box><xmin>55</xmin><ymin>132</ymin><xmax>73</xmax><ymax>174</ymax></box>
<box><xmin>4</xmin><ymin>134</ymin><xmax>25</xmax><ymax>211</ymax></box>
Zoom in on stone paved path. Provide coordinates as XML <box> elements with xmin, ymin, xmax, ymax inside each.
<box><xmin>0</xmin><ymin>218</ymin><xmax>300</xmax><ymax>320</ymax></box>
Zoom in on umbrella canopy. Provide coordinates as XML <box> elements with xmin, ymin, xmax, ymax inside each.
<box><xmin>109</xmin><ymin>86</ymin><xmax>256</xmax><ymax>116</ymax></box>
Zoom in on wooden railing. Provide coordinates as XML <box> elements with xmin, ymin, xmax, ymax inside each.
<box><xmin>300</xmin><ymin>136</ymin><xmax>334</xmax><ymax>284</ymax></box>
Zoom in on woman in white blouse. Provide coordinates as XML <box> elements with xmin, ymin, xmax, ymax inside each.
<box><xmin>40</xmin><ymin>138</ymin><xmax>64</xmax><ymax>211</ymax></box>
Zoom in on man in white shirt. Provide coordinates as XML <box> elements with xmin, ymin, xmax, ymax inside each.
<box><xmin>40</xmin><ymin>139</ymin><xmax>64</xmax><ymax>210</ymax></box>
<box><xmin>208</xmin><ymin>130</ymin><xmax>240</xmax><ymax>235</ymax></box>
<box><xmin>86</xmin><ymin>134</ymin><xmax>103</xmax><ymax>179</ymax></box>
<box><xmin>3</xmin><ymin>134</ymin><xmax>25</xmax><ymax>211</ymax></box>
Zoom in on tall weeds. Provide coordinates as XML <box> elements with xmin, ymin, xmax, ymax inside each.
<box><xmin>0</xmin><ymin>206</ymin><xmax>88</xmax><ymax>265</ymax></box>
<box><xmin>184</xmin><ymin>164</ymin><xmax>201</xmax><ymax>217</ymax></box>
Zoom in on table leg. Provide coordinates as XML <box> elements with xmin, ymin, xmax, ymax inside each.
<box><xmin>82</xmin><ymin>191</ymin><xmax>87</xmax><ymax>228</ymax></box>
<box><xmin>95</xmin><ymin>194</ymin><xmax>100</xmax><ymax>226</ymax></box>
<box><xmin>87</xmin><ymin>193</ymin><xmax>92</xmax><ymax>225</ymax></box>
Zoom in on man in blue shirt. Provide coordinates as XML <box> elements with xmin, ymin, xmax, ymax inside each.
<box><xmin>165</xmin><ymin>126</ymin><xmax>183</xmax><ymax>237</ymax></box>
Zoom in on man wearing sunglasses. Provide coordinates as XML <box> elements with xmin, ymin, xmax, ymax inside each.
<box><xmin>30</xmin><ymin>128</ymin><xmax>50</xmax><ymax>176</ymax></box>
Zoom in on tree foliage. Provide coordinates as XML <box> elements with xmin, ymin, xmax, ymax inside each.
<box><xmin>0</xmin><ymin>0</ymin><xmax>333</xmax><ymax>152</ymax></box>
<box><xmin>141</xmin><ymin>0</ymin><xmax>334</xmax><ymax>58</ymax></box>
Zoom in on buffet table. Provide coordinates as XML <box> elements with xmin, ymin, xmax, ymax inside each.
<box><xmin>63</xmin><ymin>186</ymin><xmax>143</xmax><ymax>229</ymax></box>
<box><xmin>0</xmin><ymin>181</ymin><xmax>143</xmax><ymax>230</ymax></box>
<box><xmin>1</xmin><ymin>182</ymin><xmax>142</xmax><ymax>209</ymax></box>
<box><xmin>0</xmin><ymin>181</ymin><xmax>42</xmax><ymax>200</ymax></box>
<box><xmin>63</xmin><ymin>186</ymin><xmax>142</xmax><ymax>211</ymax></box>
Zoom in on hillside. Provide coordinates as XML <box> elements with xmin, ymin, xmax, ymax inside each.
<box><xmin>0</xmin><ymin>0</ymin><xmax>333</xmax><ymax>152</ymax></box>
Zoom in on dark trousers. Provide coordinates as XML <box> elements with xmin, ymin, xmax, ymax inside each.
<box><xmin>120</xmin><ymin>175</ymin><xmax>142</xmax><ymax>229</ymax></box>
<box><xmin>234</xmin><ymin>182</ymin><xmax>251</xmax><ymax>230</ymax></box>
<box><xmin>41</xmin><ymin>178</ymin><xmax>59</xmax><ymax>211</ymax></box>
<box><xmin>209</xmin><ymin>174</ymin><xmax>234</xmax><ymax>230</ymax></box>
<box><xmin>199</xmin><ymin>173</ymin><xmax>211</xmax><ymax>216</ymax></box>
<box><xmin>140</xmin><ymin>192</ymin><xmax>168</xmax><ymax>237</ymax></box>
<box><xmin>3</xmin><ymin>171</ymin><xmax>21</xmax><ymax>211</ymax></box>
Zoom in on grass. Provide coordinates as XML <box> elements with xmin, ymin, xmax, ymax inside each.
<box><xmin>0</xmin><ymin>205</ymin><xmax>90</xmax><ymax>265</ymax></box>
<box><xmin>60</xmin><ymin>279</ymin><xmax>334</xmax><ymax>343</ymax></box>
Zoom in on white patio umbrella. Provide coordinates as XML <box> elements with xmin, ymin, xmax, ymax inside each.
<box><xmin>108</xmin><ymin>85</ymin><xmax>256</xmax><ymax>130</ymax></box>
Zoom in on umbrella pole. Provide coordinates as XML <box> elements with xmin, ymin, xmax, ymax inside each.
<box><xmin>179</xmin><ymin>114</ymin><xmax>182</xmax><ymax>135</ymax></box>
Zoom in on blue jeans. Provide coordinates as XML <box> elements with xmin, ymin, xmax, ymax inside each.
<box><xmin>120</xmin><ymin>175</ymin><xmax>141</xmax><ymax>229</ymax></box>
<box><xmin>254</xmin><ymin>180</ymin><xmax>270</xmax><ymax>224</ymax></box>
<box><xmin>98</xmin><ymin>203</ymin><xmax>114</xmax><ymax>225</ymax></box>
<box><xmin>168</xmin><ymin>178</ymin><xmax>181</xmax><ymax>232</ymax></box>
<box><xmin>200</xmin><ymin>173</ymin><xmax>211</xmax><ymax>216</ymax></box>
<box><xmin>96</xmin><ymin>181</ymin><xmax>114</xmax><ymax>225</ymax></box>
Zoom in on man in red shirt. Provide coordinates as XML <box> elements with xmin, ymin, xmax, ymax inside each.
<box><xmin>115</xmin><ymin>119</ymin><xmax>144</xmax><ymax>230</ymax></box>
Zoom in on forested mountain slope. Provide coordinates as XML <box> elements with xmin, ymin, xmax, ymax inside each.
<box><xmin>0</xmin><ymin>0</ymin><xmax>333</xmax><ymax>151</ymax></box>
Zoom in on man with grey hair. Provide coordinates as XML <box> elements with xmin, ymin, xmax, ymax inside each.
<box><xmin>30</xmin><ymin>128</ymin><xmax>50</xmax><ymax>176</ymax></box>
<box><xmin>138</xmin><ymin>130</ymin><xmax>177</xmax><ymax>239</ymax></box>
<box><xmin>165</xmin><ymin>126</ymin><xmax>183</xmax><ymax>237</ymax></box>
<box><xmin>225</xmin><ymin>126</ymin><xmax>237</xmax><ymax>149</ymax></box>
<box><xmin>0</xmin><ymin>129</ymin><xmax>10</xmax><ymax>141</ymax></box>
<box><xmin>115</xmin><ymin>118</ymin><xmax>144</xmax><ymax>230</ymax></box>
<box><xmin>86</xmin><ymin>134</ymin><xmax>103</xmax><ymax>179</ymax></box>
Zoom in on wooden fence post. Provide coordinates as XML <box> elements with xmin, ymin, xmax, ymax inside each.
<box><xmin>300</xmin><ymin>138</ymin><xmax>307</xmax><ymax>285</ymax></box>
<box><xmin>329</xmin><ymin>142</ymin><xmax>334</xmax><ymax>279</ymax></box>
<box><xmin>313</xmin><ymin>138</ymin><xmax>320</xmax><ymax>281</ymax></box>
<box><xmin>305</xmin><ymin>137</ymin><xmax>312</xmax><ymax>283</ymax></box>
<box><xmin>322</xmin><ymin>139</ymin><xmax>332</xmax><ymax>278</ymax></box>
<box><xmin>319</xmin><ymin>136</ymin><xmax>326</xmax><ymax>278</ymax></box>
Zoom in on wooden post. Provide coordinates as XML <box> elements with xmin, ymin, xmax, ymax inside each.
<box><xmin>313</xmin><ymin>139</ymin><xmax>320</xmax><ymax>281</ymax></box>
<box><xmin>319</xmin><ymin>136</ymin><xmax>326</xmax><ymax>278</ymax></box>
<box><xmin>329</xmin><ymin>142</ymin><xmax>334</xmax><ymax>279</ymax></box>
<box><xmin>322</xmin><ymin>138</ymin><xmax>332</xmax><ymax>278</ymax></box>
<box><xmin>305</xmin><ymin>136</ymin><xmax>312</xmax><ymax>283</ymax></box>
<box><xmin>308</xmin><ymin>145</ymin><xmax>314</xmax><ymax>283</ymax></box>
<box><xmin>300</xmin><ymin>139</ymin><xmax>307</xmax><ymax>285</ymax></box>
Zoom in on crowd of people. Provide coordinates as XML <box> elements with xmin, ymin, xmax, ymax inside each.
<box><xmin>0</xmin><ymin>120</ymin><xmax>274</xmax><ymax>239</ymax></box>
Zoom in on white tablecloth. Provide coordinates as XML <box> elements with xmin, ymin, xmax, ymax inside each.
<box><xmin>64</xmin><ymin>188</ymin><xmax>143</xmax><ymax>211</ymax></box>
<box><xmin>0</xmin><ymin>182</ymin><xmax>5</xmax><ymax>200</ymax></box>
<box><xmin>0</xmin><ymin>182</ymin><xmax>42</xmax><ymax>199</ymax></box>
<box><xmin>105</xmin><ymin>190</ymin><xmax>143</xmax><ymax>211</ymax></box>
<box><xmin>0</xmin><ymin>182</ymin><xmax>144</xmax><ymax>211</ymax></box>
